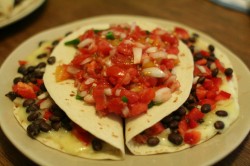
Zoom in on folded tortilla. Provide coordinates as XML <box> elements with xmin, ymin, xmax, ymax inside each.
<box><xmin>125</xmin><ymin>32</ymin><xmax>239</xmax><ymax>155</ymax></box>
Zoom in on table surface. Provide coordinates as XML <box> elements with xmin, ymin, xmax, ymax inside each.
<box><xmin>0</xmin><ymin>0</ymin><xmax>249</xmax><ymax>165</ymax></box>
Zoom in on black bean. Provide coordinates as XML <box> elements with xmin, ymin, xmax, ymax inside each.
<box><xmin>161</xmin><ymin>115</ymin><xmax>173</xmax><ymax>125</ymax></box>
<box><xmin>185</xmin><ymin>103</ymin><xmax>196</xmax><ymax>110</ymax></box>
<box><xmin>187</xmin><ymin>95</ymin><xmax>196</xmax><ymax>104</ymax></box>
<box><xmin>214</xmin><ymin>121</ymin><xmax>225</xmax><ymax>130</ymax></box>
<box><xmin>189</xmin><ymin>45</ymin><xmax>195</xmax><ymax>53</ymax></box>
<box><xmin>27</xmin><ymin>112</ymin><xmax>41</xmax><ymax>121</ymax></box>
<box><xmin>61</xmin><ymin>119</ymin><xmax>73</xmax><ymax>131</ymax></box>
<box><xmin>40</xmin><ymin>83</ymin><xmax>47</xmax><ymax>92</ymax></box>
<box><xmin>194</xmin><ymin>53</ymin><xmax>203</xmax><ymax>61</ymax></box>
<box><xmin>39</xmin><ymin>121</ymin><xmax>52</xmax><ymax>132</ymax></box>
<box><xmin>51</xmin><ymin>122</ymin><xmax>61</xmax><ymax>131</ymax></box>
<box><xmin>36</xmin><ymin>62</ymin><xmax>47</xmax><ymax>68</ymax></box>
<box><xmin>207</xmin><ymin>56</ymin><xmax>216</xmax><ymax>62</ymax></box>
<box><xmin>175</xmin><ymin>106</ymin><xmax>187</xmax><ymax>116</ymax></box>
<box><xmin>201</xmin><ymin>104</ymin><xmax>211</xmax><ymax>113</ymax></box>
<box><xmin>216</xmin><ymin>110</ymin><xmax>228</xmax><ymax>117</ymax></box>
<box><xmin>211</xmin><ymin>68</ymin><xmax>219</xmax><ymax>77</ymax></box>
<box><xmin>27</xmin><ymin>66</ymin><xmax>36</xmax><ymax>73</ymax></box>
<box><xmin>13</xmin><ymin>77</ymin><xmax>23</xmax><ymax>84</ymax></box>
<box><xmin>51</xmin><ymin>105</ymin><xmax>65</xmax><ymax>118</ymax></box>
<box><xmin>147</xmin><ymin>137</ymin><xmax>160</xmax><ymax>146</ymax></box>
<box><xmin>169</xmin><ymin>120</ymin><xmax>179</xmax><ymax>129</ymax></box>
<box><xmin>5</xmin><ymin>91</ymin><xmax>18</xmax><ymax>101</ymax></box>
<box><xmin>92</xmin><ymin>139</ymin><xmax>103</xmax><ymax>151</ymax></box>
<box><xmin>27</xmin><ymin>123</ymin><xmax>40</xmax><ymax>138</ymax></box>
<box><xmin>47</xmin><ymin>56</ymin><xmax>56</xmax><ymax>65</ymax></box>
<box><xmin>23</xmin><ymin>99</ymin><xmax>36</xmax><ymax>107</ymax></box>
<box><xmin>224</xmin><ymin>68</ymin><xmax>233</xmax><ymax>77</ymax></box>
<box><xmin>197</xmin><ymin>119</ymin><xmax>204</xmax><ymax>124</ymax></box>
<box><xmin>208</xmin><ymin>45</ymin><xmax>215</xmax><ymax>52</ymax></box>
<box><xmin>36</xmin><ymin>53</ymin><xmax>47</xmax><ymax>59</ymax></box>
<box><xmin>33</xmin><ymin>118</ymin><xmax>45</xmax><ymax>125</ymax></box>
<box><xmin>206</xmin><ymin>61</ymin><xmax>212</xmax><ymax>69</ymax></box>
<box><xmin>168</xmin><ymin>133</ymin><xmax>183</xmax><ymax>145</ymax></box>
<box><xmin>192</xmin><ymin>33</ymin><xmax>199</xmax><ymax>39</ymax></box>
<box><xmin>65</xmin><ymin>31</ymin><xmax>72</xmax><ymax>36</ymax></box>
<box><xmin>33</xmin><ymin>71</ymin><xmax>44</xmax><ymax>79</ymax></box>
<box><xmin>22</xmin><ymin>75</ymin><xmax>31</xmax><ymax>83</ymax></box>
<box><xmin>18</xmin><ymin>66</ymin><xmax>28</xmax><ymax>75</ymax></box>
<box><xmin>171</xmin><ymin>129</ymin><xmax>180</xmax><ymax>134</ymax></box>
<box><xmin>38</xmin><ymin>41</ymin><xmax>46</xmax><ymax>47</ymax></box>
<box><xmin>197</xmin><ymin>76</ymin><xmax>205</xmax><ymax>84</ymax></box>
<box><xmin>52</xmin><ymin>40</ymin><xmax>60</xmax><ymax>46</ymax></box>
<box><xmin>189</xmin><ymin>37</ymin><xmax>196</xmax><ymax>43</ymax></box>
<box><xmin>26</xmin><ymin>104</ymin><xmax>39</xmax><ymax>113</ymax></box>
<box><xmin>173</xmin><ymin>115</ymin><xmax>181</xmax><ymax>121</ymax></box>
<box><xmin>49</xmin><ymin>115</ymin><xmax>61</xmax><ymax>122</ymax></box>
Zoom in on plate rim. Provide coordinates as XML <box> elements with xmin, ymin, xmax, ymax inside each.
<box><xmin>0</xmin><ymin>14</ymin><xmax>250</xmax><ymax>166</ymax></box>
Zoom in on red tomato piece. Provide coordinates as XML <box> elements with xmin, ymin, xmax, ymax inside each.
<box><xmin>43</xmin><ymin>109</ymin><xmax>53</xmax><ymax>120</ymax></box>
<box><xmin>12</xmin><ymin>82</ymin><xmax>36</xmax><ymax>99</ymax></box>
<box><xmin>161</xmin><ymin>33</ymin><xmax>178</xmax><ymax>45</ymax></box>
<box><xmin>195</xmin><ymin>58</ymin><xmax>207</xmax><ymax>65</ymax></box>
<box><xmin>196</xmin><ymin>86</ymin><xmax>207</xmax><ymax>101</ymax></box>
<box><xmin>200</xmin><ymin>99</ymin><xmax>216</xmax><ymax>110</ymax></box>
<box><xmin>92</xmin><ymin>87</ymin><xmax>107</xmax><ymax>111</ymax></box>
<box><xmin>133</xmin><ymin>134</ymin><xmax>148</xmax><ymax>144</ymax></box>
<box><xmin>120</xmin><ymin>89</ymin><xmax>139</xmax><ymax>104</ymax></box>
<box><xmin>184</xmin><ymin>130</ymin><xmax>201</xmax><ymax>145</ymax></box>
<box><xmin>71</xmin><ymin>54</ymin><xmax>91</xmax><ymax>66</ymax></box>
<box><xmin>161</xmin><ymin>59</ymin><xmax>175</xmax><ymax>70</ymax></box>
<box><xmin>174</xmin><ymin>27</ymin><xmax>190</xmax><ymax>40</ymax></box>
<box><xmin>145</xmin><ymin>122</ymin><xmax>165</xmax><ymax>136</ymax></box>
<box><xmin>178</xmin><ymin>119</ymin><xmax>188</xmax><ymax>136</ymax></box>
<box><xmin>188</xmin><ymin>119</ymin><xmax>199</xmax><ymax>129</ymax></box>
<box><xmin>97</xmin><ymin>39</ymin><xmax>112</xmax><ymax>56</ymax></box>
<box><xmin>139</xmin><ymin>88</ymin><xmax>155</xmax><ymax>104</ymax></box>
<box><xmin>18</xmin><ymin>60</ymin><xmax>27</xmax><ymax>66</ymax></box>
<box><xmin>200</xmin><ymin>50</ymin><xmax>210</xmax><ymax>57</ymax></box>
<box><xmin>215</xmin><ymin>91</ymin><xmax>231</xmax><ymax>101</ymax></box>
<box><xmin>107</xmin><ymin>97</ymin><xmax>126</xmax><ymax>116</ymax></box>
<box><xmin>128</xmin><ymin>103</ymin><xmax>148</xmax><ymax>117</ymax></box>
<box><xmin>187</xmin><ymin>108</ymin><xmax>204</xmax><ymax>121</ymax></box>
<box><xmin>72</xmin><ymin>124</ymin><xmax>93</xmax><ymax>145</ymax></box>
<box><xmin>215</xmin><ymin>59</ymin><xmax>225</xmax><ymax>72</ymax></box>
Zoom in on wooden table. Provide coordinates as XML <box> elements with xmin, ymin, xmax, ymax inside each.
<box><xmin>0</xmin><ymin>0</ymin><xmax>249</xmax><ymax>165</ymax></box>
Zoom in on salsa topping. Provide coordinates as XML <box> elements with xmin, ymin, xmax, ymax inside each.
<box><xmin>58</xmin><ymin>24</ymin><xmax>182</xmax><ymax>118</ymax></box>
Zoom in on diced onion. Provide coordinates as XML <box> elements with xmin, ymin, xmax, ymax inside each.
<box><xmin>13</xmin><ymin>97</ymin><xmax>23</xmax><ymax>106</ymax></box>
<box><xmin>84</xmin><ymin>94</ymin><xmax>95</xmax><ymax>104</ymax></box>
<box><xmin>122</xmin><ymin>106</ymin><xmax>129</xmax><ymax>117</ymax></box>
<box><xmin>135</xmin><ymin>42</ymin><xmax>145</xmax><ymax>48</ymax></box>
<box><xmin>193</xmin><ymin>76</ymin><xmax>200</xmax><ymax>85</ymax></box>
<box><xmin>115</xmin><ymin>89</ymin><xmax>121</xmax><ymax>96</ymax></box>
<box><xmin>146</xmin><ymin>47</ymin><xmax>157</xmax><ymax>53</ymax></box>
<box><xmin>77</xmin><ymin>38</ymin><xmax>94</xmax><ymax>48</ymax></box>
<box><xmin>104</xmin><ymin>88</ymin><xmax>112</xmax><ymax>96</ymax></box>
<box><xmin>167</xmin><ymin>54</ymin><xmax>178</xmax><ymax>59</ymax></box>
<box><xmin>40</xmin><ymin>98</ymin><xmax>53</xmax><ymax>109</ymax></box>
<box><xmin>142</xmin><ymin>67</ymin><xmax>166</xmax><ymax>78</ymax></box>
<box><xmin>153</xmin><ymin>87</ymin><xmax>172</xmax><ymax>103</ymax></box>
<box><xmin>124</xmin><ymin>39</ymin><xmax>133</xmax><ymax>45</ymax></box>
<box><xmin>85</xmin><ymin>78</ymin><xmax>95</xmax><ymax>85</ymax></box>
<box><xmin>133</xmin><ymin>47</ymin><xmax>142</xmax><ymax>64</ymax></box>
<box><xmin>210</xmin><ymin>63</ymin><xmax>216</xmax><ymax>70</ymax></box>
<box><xmin>80</xmin><ymin>57</ymin><xmax>92</xmax><ymax>65</ymax></box>
<box><xmin>66</xmin><ymin>66</ymin><xmax>80</xmax><ymax>74</ymax></box>
<box><xmin>37</xmin><ymin>92</ymin><xmax>49</xmax><ymax>100</ymax></box>
<box><xmin>78</xmin><ymin>91</ymin><xmax>87</xmax><ymax>97</ymax></box>
<box><xmin>196</xmin><ymin>65</ymin><xmax>206</xmax><ymax>73</ymax></box>
<box><xmin>149</xmin><ymin>51</ymin><xmax>168</xmax><ymax>59</ymax></box>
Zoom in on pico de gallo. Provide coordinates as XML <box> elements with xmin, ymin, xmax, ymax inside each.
<box><xmin>56</xmin><ymin>24</ymin><xmax>182</xmax><ymax>118</ymax></box>
<box><xmin>133</xmin><ymin>27</ymin><xmax>234</xmax><ymax>146</ymax></box>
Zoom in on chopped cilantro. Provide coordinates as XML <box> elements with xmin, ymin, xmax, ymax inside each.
<box><xmin>121</xmin><ymin>96</ymin><xmax>128</xmax><ymax>103</ymax></box>
<box><xmin>64</xmin><ymin>38</ymin><xmax>80</xmax><ymax>46</ymax></box>
<box><xmin>94</xmin><ymin>29</ymin><xmax>102</xmax><ymax>34</ymax></box>
<box><xmin>148</xmin><ymin>101</ymin><xmax>155</xmax><ymax>108</ymax></box>
<box><xmin>106</xmin><ymin>31</ymin><xmax>115</xmax><ymax>40</ymax></box>
<box><xmin>76</xmin><ymin>95</ymin><xmax>83</xmax><ymax>100</ymax></box>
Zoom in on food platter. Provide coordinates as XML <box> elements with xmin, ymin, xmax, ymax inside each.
<box><xmin>0</xmin><ymin>15</ymin><xmax>249</xmax><ymax>166</ymax></box>
<box><xmin>0</xmin><ymin>0</ymin><xmax>45</xmax><ymax>28</ymax></box>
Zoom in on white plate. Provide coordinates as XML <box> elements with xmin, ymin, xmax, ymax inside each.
<box><xmin>0</xmin><ymin>0</ymin><xmax>45</xmax><ymax>28</ymax></box>
<box><xmin>0</xmin><ymin>15</ymin><xmax>250</xmax><ymax>166</ymax></box>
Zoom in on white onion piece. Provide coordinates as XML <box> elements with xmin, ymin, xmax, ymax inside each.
<box><xmin>84</xmin><ymin>94</ymin><xmax>95</xmax><ymax>104</ymax></box>
<box><xmin>135</xmin><ymin>42</ymin><xmax>145</xmax><ymax>48</ymax></box>
<box><xmin>150</xmin><ymin>51</ymin><xmax>168</xmax><ymax>59</ymax></box>
<box><xmin>210</xmin><ymin>63</ymin><xmax>216</xmax><ymax>70</ymax></box>
<box><xmin>104</xmin><ymin>88</ymin><xmax>112</xmax><ymax>96</ymax></box>
<box><xmin>80</xmin><ymin>57</ymin><xmax>92</xmax><ymax>65</ymax></box>
<box><xmin>37</xmin><ymin>92</ymin><xmax>49</xmax><ymax>100</ymax></box>
<box><xmin>13</xmin><ymin>98</ymin><xmax>23</xmax><ymax>106</ymax></box>
<box><xmin>193</xmin><ymin>76</ymin><xmax>200</xmax><ymax>85</ymax></box>
<box><xmin>105</xmin><ymin>59</ymin><xmax>112</xmax><ymax>67</ymax></box>
<box><xmin>115</xmin><ymin>89</ymin><xmax>121</xmax><ymax>96</ymax></box>
<box><xmin>196</xmin><ymin>65</ymin><xmax>206</xmax><ymax>73</ymax></box>
<box><xmin>146</xmin><ymin>47</ymin><xmax>157</xmax><ymax>53</ymax></box>
<box><xmin>167</xmin><ymin>54</ymin><xmax>178</xmax><ymax>59</ymax></box>
<box><xmin>124</xmin><ymin>39</ymin><xmax>133</xmax><ymax>45</ymax></box>
<box><xmin>40</xmin><ymin>98</ymin><xmax>53</xmax><ymax>109</ymax></box>
<box><xmin>142</xmin><ymin>67</ymin><xmax>166</xmax><ymax>78</ymax></box>
<box><xmin>77</xmin><ymin>38</ymin><xmax>94</xmax><ymax>48</ymax></box>
<box><xmin>130</xmin><ymin>22</ymin><xmax>136</xmax><ymax>32</ymax></box>
<box><xmin>67</xmin><ymin>66</ymin><xmax>80</xmax><ymax>74</ymax></box>
<box><xmin>78</xmin><ymin>91</ymin><xmax>87</xmax><ymax>97</ymax></box>
<box><xmin>153</xmin><ymin>87</ymin><xmax>172</xmax><ymax>103</ymax></box>
<box><xmin>122</xmin><ymin>106</ymin><xmax>129</xmax><ymax>117</ymax></box>
<box><xmin>120</xmin><ymin>33</ymin><xmax>127</xmax><ymax>39</ymax></box>
<box><xmin>85</xmin><ymin>78</ymin><xmax>95</xmax><ymax>85</ymax></box>
<box><xmin>133</xmin><ymin>47</ymin><xmax>142</xmax><ymax>64</ymax></box>
<box><xmin>166</xmin><ymin>75</ymin><xmax>177</xmax><ymax>86</ymax></box>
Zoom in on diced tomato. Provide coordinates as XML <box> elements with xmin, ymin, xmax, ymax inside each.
<box><xmin>161</xmin><ymin>32</ymin><xmax>178</xmax><ymax>45</ymax></box>
<box><xmin>133</xmin><ymin>134</ymin><xmax>148</xmax><ymax>144</ymax></box>
<box><xmin>72</xmin><ymin>124</ymin><xmax>93</xmax><ymax>145</ymax></box>
<box><xmin>106</xmin><ymin>65</ymin><xmax>125</xmax><ymax>78</ymax></box>
<box><xmin>178</xmin><ymin>119</ymin><xmax>188</xmax><ymax>136</ymax></box>
<box><xmin>71</xmin><ymin>54</ymin><xmax>91</xmax><ymax>66</ymax></box>
<box><xmin>161</xmin><ymin>59</ymin><xmax>175</xmax><ymax>70</ymax></box>
<box><xmin>92</xmin><ymin>87</ymin><xmax>107</xmax><ymax>111</ymax></box>
<box><xmin>139</xmin><ymin>88</ymin><xmax>155</xmax><ymax>104</ymax></box>
<box><xmin>145</xmin><ymin>122</ymin><xmax>165</xmax><ymax>136</ymax></box>
<box><xmin>79</xmin><ymin>29</ymin><xmax>95</xmax><ymax>40</ymax></box>
<box><xmin>188</xmin><ymin>119</ymin><xmax>199</xmax><ymax>129</ymax></box>
<box><xmin>36</xmin><ymin>79</ymin><xmax>44</xmax><ymax>87</ymax></box>
<box><xmin>200</xmin><ymin>99</ymin><xmax>216</xmax><ymax>110</ymax></box>
<box><xmin>206</xmin><ymin>90</ymin><xmax>217</xmax><ymax>99</ymax></box>
<box><xmin>215</xmin><ymin>91</ymin><xmax>231</xmax><ymax>101</ymax></box>
<box><xmin>184</xmin><ymin>130</ymin><xmax>201</xmax><ymax>145</ymax></box>
<box><xmin>120</xmin><ymin>89</ymin><xmax>139</xmax><ymax>104</ymax></box>
<box><xmin>215</xmin><ymin>59</ymin><xmax>225</xmax><ymax>72</ymax></box>
<box><xmin>117</xmin><ymin>41</ymin><xmax>133</xmax><ymax>57</ymax></box>
<box><xmin>200</xmin><ymin>50</ymin><xmax>210</xmax><ymax>57</ymax></box>
<box><xmin>12</xmin><ymin>82</ymin><xmax>36</xmax><ymax>99</ymax></box>
<box><xmin>195</xmin><ymin>58</ymin><xmax>207</xmax><ymax>65</ymax></box>
<box><xmin>43</xmin><ymin>109</ymin><xmax>53</xmax><ymax>120</ymax></box>
<box><xmin>203</xmin><ymin>79</ymin><xmax>219</xmax><ymax>91</ymax></box>
<box><xmin>130</xmin><ymin>26</ymin><xmax>146</xmax><ymax>40</ymax></box>
<box><xmin>196</xmin><ymin>86</ymin><xmax>207</xmax><ymax>101</ymax></box>
<box><xmin>174</xmin><ymin>27</ymin><xmax>189</xmax><ymax>40</ymax></box>
<box><xmin>55</xmin><ymin>65</ymin><xmax>72</xmax><ymax>82</ymax></box>
<box><xmin>128</xmin><ymin>103</ymin><xmax>148</xmax><ymax>117</ymax></box>
<box><xmin>187</xmin><ymin>108</ymin><xmax>204</xmax><ymax>121</ymax></box>
<box><xmin>211</xmin><ymin>77</ymin><xmax>222</xmax><ymax>88</ymax></box>
<box><xmin>107</xmin><ymin>97</ymin><xmax>126</xmax><ymax>116</ymax></box>
<box><xmin>97</xmin><ymin>39</ymin><xmax>112</xmax><ymax>56</ymax></box>
<box><xmin>18</xmin><ymin>60</ymin><xmax>27</xmax><ymax>66</ymax></box>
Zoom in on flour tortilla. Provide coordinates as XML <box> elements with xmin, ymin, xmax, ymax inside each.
<box><xmin>125</xmin><ymin>34</ymin><xmax>239</xmax><ymax>155</ymax></box>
